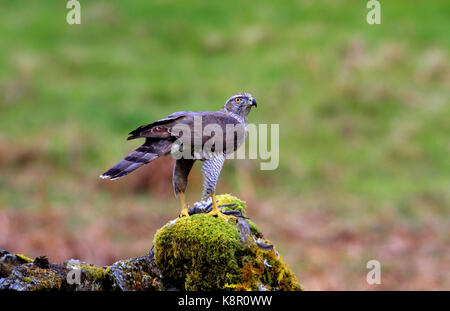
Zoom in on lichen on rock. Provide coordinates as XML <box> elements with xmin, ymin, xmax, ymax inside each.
<box><xmin>64</xmin><ymin>259</ymin><xmax>112</xmax><ymax>291</ymax></box>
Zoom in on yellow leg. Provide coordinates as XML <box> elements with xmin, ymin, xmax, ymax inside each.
<box><xmin>179</xmin><ymin>192</ymin><xmax>189</xmax><ymax>217</ymax></box>
<box><xmin>206</xmin><ymin>193</ymin><xmax>236</xmax><ymax>221</ymax></box>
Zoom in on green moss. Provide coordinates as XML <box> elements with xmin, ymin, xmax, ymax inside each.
<box><xmin>111</xmin><ymin>258</ymin><xmax>158</xmax><ymax>291</ymax></box>
<box><xmin>153</xmin><ymin>206</ymin><xmax>302</xmax><ymax>291</ymax></box>
<box><xmin>216</xmin><ymin>194</ymin><xmax>260</xmax><ymax>235</ymax></box>
<box><xmin>234</xmin><ymin>242</ymin><xmax>303</xmax><ymax>291</ymax></box>
<box><xmin>153</xmin><ymin>214</ymin><xmax>241</xmax><ymax>290</ymax></box>
<box><xmin>63</xmin><ymin>260</ymin><xmax>112</xmax><ymax>290</ymax></box>
<box><xmin>25</xmin><ymin>266</ymin><xmax>63</xmax><ymax>290</ymax></box>
<box><xmin>78</xmin><ymin>263</ymin><xmax>111</xmax><ymax>282</ymax></box>
<box><xmin>216</xmin><ymin>194</ymin><xmax>247</xmax><ymax>215</ymax></box>
<box><xmin>80</xmin><ymin>264</ymin><xmax>108</xmax><ymax>281</ymax></box>
<box><xmin>247</xmin><ymin>221</ymin><xmax>261</xmax><ymax>237</ymax></box>
<box><xmin>15</xmin><ymin>254</ymin><xmax>33</xmax><ymax>263</ymax></box>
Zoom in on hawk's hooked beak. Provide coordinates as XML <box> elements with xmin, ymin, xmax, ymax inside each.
<box><xmin>249</xmin><ymin>98</ymin><xmax>258</xmax><ymax>108</ymax></box>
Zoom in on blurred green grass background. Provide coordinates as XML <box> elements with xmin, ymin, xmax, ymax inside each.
<box><xmin>0</xmin><ymin>0</ymin><xmax>449</xmax><ymax>289</ymax></box>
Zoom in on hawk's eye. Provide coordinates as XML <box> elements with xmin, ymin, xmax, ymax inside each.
<box><xmin>235</xmin><ymin>98</ymin><xmax>242</xmax><ymax>103</ymax></box>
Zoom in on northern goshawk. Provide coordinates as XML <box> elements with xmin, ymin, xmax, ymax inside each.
<box><xmin>100</xmin><ymin>92</ymin><xmax>257</xmax><ymax>219</ymax></box>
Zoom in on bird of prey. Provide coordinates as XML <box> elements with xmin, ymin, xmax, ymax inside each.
<box><xmin>100</xmin><ymin>92</ymin><xmax>257</xmax><ymax>219</ymax></box>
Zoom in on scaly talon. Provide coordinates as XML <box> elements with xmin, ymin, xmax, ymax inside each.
<box><xmin>179</xmin><ymin>192</ymin><xmax>189</xmax><ymax>217</ymax></box>
<box><xmin>206</xmin><ymin>193</ymin><xmax>236</xmax><ymax>222</ymax></box>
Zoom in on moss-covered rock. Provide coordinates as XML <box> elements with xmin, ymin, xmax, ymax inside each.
<box><xmin>154</xmin><ymin>214</ymin><xmax>241</xmax><ymax>290</ymax></box>
<box><xmin>109</xmin><ymin>252</ymin><xmax>163</xmax><ymax>291</ymax></box>
<box><xmin>64</xmin><ymin>259</ymin><xmax>112</xmax><ymax>291</ymax></box>
<box><xmin>7</xmin><ymin>264</ymin><xmax>63</xmax><ymax>291</ymax></box>
<box><xmin>0</xmin><ymin>252</ymin><xmax>114</xmax><ymax>291</ymax></box>
<box><xmin>153</xmin><ymin>194</ymin><xmax>303</xmax><ymax>291</ymax></box>
<box><xmin>14</xmin><ymin>254</ymin><xmax>33</xmax><ymax>264</ymax></box>
<box><xmin>215</xmin><ymin>194</ymin><xmax>261</xmax><ymax>236</ymax></box>
<box><xmin>0</xmin><ymin>194</ymin><xmax>303</xmax><ymax>291</ymax></box>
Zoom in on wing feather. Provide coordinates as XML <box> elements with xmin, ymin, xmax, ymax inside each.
<box><xmin>127</xmin><ymin>112</ymin><xmax>192</xmax><ymax>140</ymax></box>
<box><xmin>126</xmin><ymin>111</ymin><xmax>243</xmax><ymax>152</ymax></box>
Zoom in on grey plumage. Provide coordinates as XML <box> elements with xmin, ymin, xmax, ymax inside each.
<box><xmin>100</xmin><ymin>92</ymin><xmax>257</xmax><ymax>206</ymax></box>
<box><xmin>201</xmin><ymin>155</ymin><xmax>225</xmax><ymax>199</ymax></box>
<box><xmin>100</xmin><ymin>138</ymin><xmax>172</xmax><ymax>180</ymax></box>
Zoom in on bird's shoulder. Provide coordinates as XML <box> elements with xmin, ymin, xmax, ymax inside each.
<box><xmin>195</xmin><ymin>111</ymin><xmax>243</xmax><ymax>125</ymax></box>
<box><xmin>127</xmin><ymin>110</ymin><xmax>241</xmax><ymax>141</ymax></box>
<box><xmin>161</xmin><ymin>110</ymin><xmax>242</xmax><ymax>126</ymax></box>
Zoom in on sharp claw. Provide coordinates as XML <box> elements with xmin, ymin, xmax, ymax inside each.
<box><xmin>179</xmin><ymin>206</ymin><xmax>190</xmax><ymax>218</ymax></box>
<box><xmin>205</xmin><ymin>193</ymin><xmax>236</xmax><ymax>222</ymax></box>
<box><xmin>206</xmin><ymin>209</ymin><xmax>236</xmax><ymax>222</ymax></box>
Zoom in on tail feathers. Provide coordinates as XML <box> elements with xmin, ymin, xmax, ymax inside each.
<box><xmin>100</xmin><ymin>144</ymin><xmax>160</xmax><ymax>180</ymax></box>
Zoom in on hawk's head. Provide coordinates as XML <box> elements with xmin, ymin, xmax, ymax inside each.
<box><xmin>222</xmin><ymin>92</ymin><xmax>257</xmax><ymax>118</ymax></box>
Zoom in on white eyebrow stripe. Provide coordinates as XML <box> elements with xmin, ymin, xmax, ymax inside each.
<box><xmin>227</xmin><ymin>93</ymin><xmax>251</xmax><ymax>102</ymax></box>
